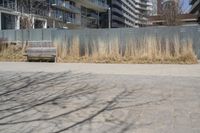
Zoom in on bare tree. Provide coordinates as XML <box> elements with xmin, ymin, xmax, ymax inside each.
<box><xmin>18</xmin><ymin>0</ymin><xmax>47</xmax><ymax>29</ymax></box>
<box><xmin>162</xmin><ymin>0</ymin><xmax>183</xmax><ymax>26</ymax></box>
<box><xmin>17</xmin><ymin>0</ymin><xmax>47</xmax><ymax>46</ymax></box>
<box><xmin>18</xmin><ymin>0</ymin><xmax>37</xmax><ymax>29</ymax></box>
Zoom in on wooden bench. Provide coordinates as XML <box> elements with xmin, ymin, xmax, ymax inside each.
<box><xmin>24</xmin><ymin>41</ymin><xmax>57</xmax><ymax>62</ymax></box>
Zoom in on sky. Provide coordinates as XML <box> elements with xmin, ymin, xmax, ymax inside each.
<box><xmin>181</xmin><ymin>0</ymin><xmax>191</xmax><ymax>13</ymax></box>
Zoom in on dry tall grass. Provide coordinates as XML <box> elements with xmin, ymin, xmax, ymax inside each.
<box><xmin>55</xmin><ymin>35</ymin><xmax>197</xmax><ymax>64</ymax></box>
<box><xmin>0</xmin><ymin>41</ymin><xmax>26</xmax><ymax>62</ymax></box>
<box><xmin>0</xmin><ymin>35</ymin><xmax>197</xmax><ymax>64</ymax></box>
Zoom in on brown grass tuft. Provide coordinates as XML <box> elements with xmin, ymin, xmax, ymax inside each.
<box><xmin>55</xmin><ymin>35</ymin><xmax>198</xmax><ymax>64</ymax></box>
<box><xmin>0</xmin><ymin>42</ymin><xmax>26</xmax><ymax>62</ymax></box>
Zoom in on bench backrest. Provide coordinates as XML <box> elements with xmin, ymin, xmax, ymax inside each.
<box><xmin>28</xmin><ymin>41</ymin><xmax>54</xmax><ymax>48</ymax></box>
<box><xmin>26</xmin><ymin>41</ymin><xmax>57</xmax><ymax>57</ymax></box>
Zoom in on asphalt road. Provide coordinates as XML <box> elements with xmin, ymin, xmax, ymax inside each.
<box><xmin>0</xmin><ymin>62</ymin><xmax>200</xmax><ymax>133</ymax></box>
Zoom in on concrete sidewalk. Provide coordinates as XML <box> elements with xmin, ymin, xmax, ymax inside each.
<box><xmin>0</xmin><ymin>62</ymin><xmax>200</xmax><ymax>133</ymax></box>
<box><xmin>0</xmin><ymin>62</ymin><xmax>200</xmax><ymax>77</ymax></box>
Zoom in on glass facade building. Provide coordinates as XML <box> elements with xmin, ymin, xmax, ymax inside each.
<box><xmin>103</xmin><ymin>0</ymin><xmax>153</xmax><ymax>28</ymax></box>
<box><xmin>0</xmin><ymin>0</ymin><xmax>108</xmax><ymax>30</ymax></box>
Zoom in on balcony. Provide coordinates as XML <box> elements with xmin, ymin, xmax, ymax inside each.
<box><xmin>50</xmin><ymin>11</ymin><xmax>81</xmax><ymax>26</ymax></box>
<box><xmin>65</xmin><ymin>17</ymin><xmax>81</xmax><ymax>25</ymax></box>
<box><xmin>0</xmin><ymin>1</ymin><xmax>16</xmax><ymax>11</ymax></box>
<box><xmin>30</xmin><ymin>8</ymin><xmax>49</xmax><ymax>18</ymax></box>
<box><xmin>87</xmin><ymin>12</ymin><xmax>98</xmax><ymax>19</ymax></box>
<box><xmin>0</xmin><ymin>1</ymin><xmax>50</xmax><ymax>18</ymax></box>
<box><xmin>112</xmin><ymin>14</ymin><xmax>125</xmax><ymax>23</ymax></box>
<box><xmin>71</xmin><ymin>0</ymin><xmax>108</xmax><ymax>12</ymax></box>
<box><xmin>51</xmin><ymin>2</ymin><xmax>80</xmax><ymax>14</ymax></box>
<box><xmin>112</xmin><ymin>7</ymin><xmax>123</xmax><ymax>16</ymax></box>
<box><xmin>135</xmin><ymin>4</ymin><xmax>151</xmax><ymax>11</ymax></box>
<box><xmin>135</xmin><ymin>0</ymin><xmax>153</xmax><ymax>6</ymax></box>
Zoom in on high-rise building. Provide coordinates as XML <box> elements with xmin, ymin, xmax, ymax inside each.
<box><xmin>102</xmin><ymin>0</ymin><xmax>153</xmax><ymax>28</ymax></box>
<box><xmin>78</xmin><ymin>0</ymin><xmax>108</xmax><ymax>28</ymax></box>
<box><xmin>0</xmin><ymin>0</ymin><xmax>108</xmax><ymax>30</ymax></box>
<box><xmin>190</xmin><ymin>0</ymin><xmax>200</xmax><ymax>23</ymax></box>
<box><xmin>190</xmin><ymin>0</ymin><xmax>200</xmax><ymax>15</ymax></box>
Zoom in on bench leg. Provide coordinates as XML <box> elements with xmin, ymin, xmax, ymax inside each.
<box><xmin>54</xmin><ymin>57</ymin><xmax>57</xmax><ymax>63</ymax></box>
<box><xmin>27</xmin><ymin>57</ymin><xmax>30</xmax><ymax>62</ymax></box>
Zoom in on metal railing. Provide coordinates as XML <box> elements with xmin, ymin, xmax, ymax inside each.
<box><xmin>0</xmin><ymin>1</ymin><xmax>81</xmax><ymax>26</ymax></box>
<box><xmin>89</xmin><ymin>0</ymin><xmax>108</xmax><ymax>8</ymax></box>
<box><xmin>51</xmin><ymin>2</ymin><xmax>81</xmax><ymax>14</ymax></box>
<box><xmin>0</xmin><ymin>2</ymin><xmax>16</xmax><ymax>10</ymax></box>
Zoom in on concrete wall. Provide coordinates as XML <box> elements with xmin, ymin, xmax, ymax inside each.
<box><xmin>0</xmin><ymin>26</ymin><xmax>200</xmax><ymax>58</ymax></box>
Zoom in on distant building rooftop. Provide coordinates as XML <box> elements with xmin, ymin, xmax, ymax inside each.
<box><xmin>148</xmin><ymin>14</ymin><xmax>199</xmax><ymax>26</ymax></box>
